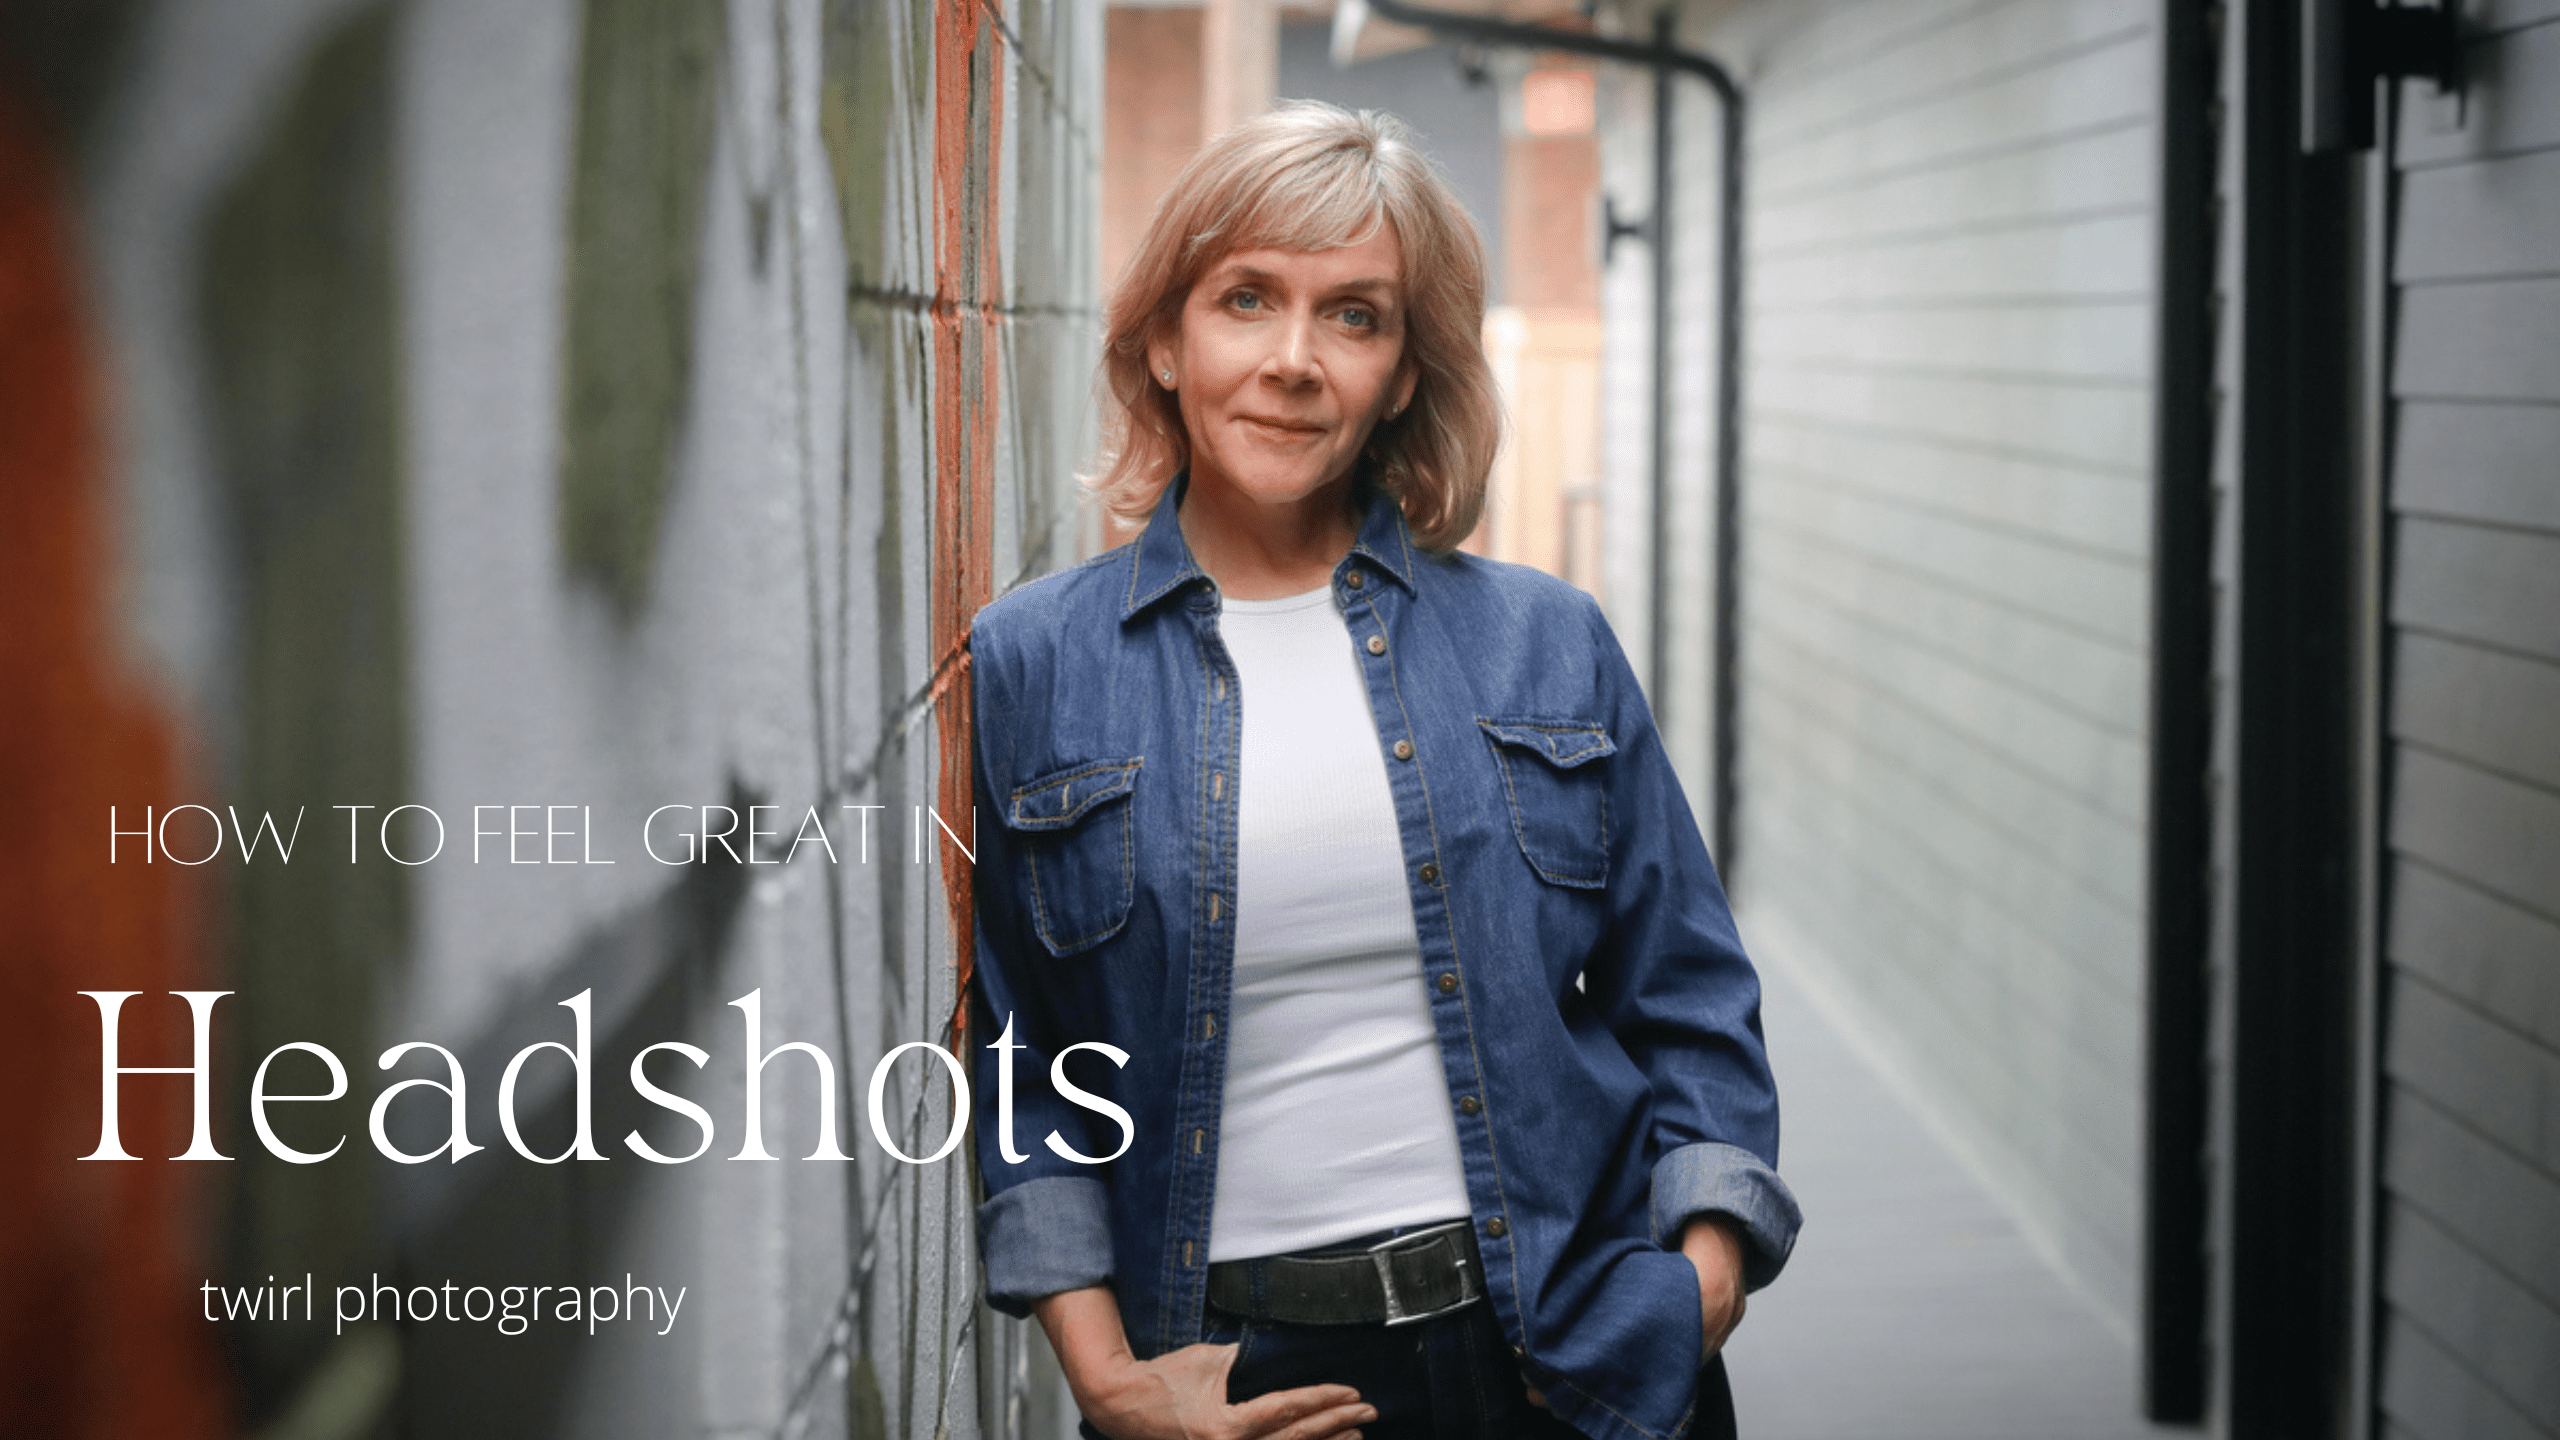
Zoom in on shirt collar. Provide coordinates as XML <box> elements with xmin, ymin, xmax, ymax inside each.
<box><xmin>1343</xmin><ymin>479</ymin><xmax>1421</xmax><ymax>594</ymax></box>
<box><xmin>1120</xmin><ymin>472</ymin><xmax>1420</xmax><ymax>623</ymax></box>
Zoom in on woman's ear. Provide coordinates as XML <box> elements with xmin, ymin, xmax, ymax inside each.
<box><xmin>1390</xmin><ymin>364</ymin><xmax>1419</xmax><ymax>417</ymax></box>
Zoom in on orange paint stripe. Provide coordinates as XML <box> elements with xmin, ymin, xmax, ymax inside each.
<box><xmin>932</xmin><ymin>1</ymin><xmax>1005</xmax><ymax>1053</ymax></box>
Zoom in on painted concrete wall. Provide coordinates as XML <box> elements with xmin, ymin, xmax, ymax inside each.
<box><xmin>1609</xmin><ymin>0</ymin><xmax>2165</xmax><ymax>1329</ymax></box>
<box><xmin>84</xmin><ymin>0</ymin><xmax>1100</xmax><ymax>1434</ymax></box>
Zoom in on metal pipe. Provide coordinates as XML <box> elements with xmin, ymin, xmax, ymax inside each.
<box><xmin>1648</xmin><ymin>13</ymin><xmax>1675</xmax><ymax>734</ymax></box>
<box><xmin>1361</xmin><ymin>0</ymin><xmax>1740</xmax><ymax>97</ymax></box>
<box><xmin>2139</xmin><ymin>0</ymin><xmax>2216</xmax><ymax>1420</ymax></box>
<box><xmin>1706</xmin><ymin>27</ymin><xmax>1746</xmax><ymax>879</ymax></box>
<box><xmin>1357</xmin><ymin>0</ymin><xmax>1750</xmax><ymax>871</ymax></box>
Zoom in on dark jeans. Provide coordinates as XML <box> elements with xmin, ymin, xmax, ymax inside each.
<box><xmin>1077</xmin><ymin>1299</ymin><xmax>1736</xmax><ymax>1440</ymax></box>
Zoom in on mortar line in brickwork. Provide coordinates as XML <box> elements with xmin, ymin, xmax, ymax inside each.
<box><xmin>694</xmin><ymin>543</ymin><xmax>1040</xmax><ymax>870</ymax></box>
<box><xmin>968</xmin><ymin>0</ymin><xmax>1099</xmax><ymax>155</ymax></box>
<box><xmin>933</xmin><ymin>1290</ymin><xmax>982</xmax><ymax>1439</ymax></box>
<box><xmin>847</xmin><ymin>280</ymin><xmax>1097</xmax><ymax>321</ymax></box>
<box><xmin>929</xmin><ymin>1150</ymin><xmax>972</xmax><ymax>1436</ymax></box>
<box><xmin>837</xmin><ymin>866</ymin><xmax>1026</xmax><ymax>1429</ymax></box>
<box><xmin>996</xmin><ymin>312</ymin><xmax>1060</xmax><ymax>585</ymax></box>
<box><xmin>770</xmin><ymin>1064</ymin><xmax>977</xmax><ymax>1437</ymax></box>
<box><xmin>768</xmin><ymin>16</ymin><xmax>901</xmax><ymax>1422</ymax></box>
<box><xmin>392</xmin><ymin>633</ymin><xmax>1033</xmax><ymax>1078</ymax></box>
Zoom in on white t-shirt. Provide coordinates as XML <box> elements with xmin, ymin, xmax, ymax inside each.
<box><xmin>1206</xmin><ymin>584</ymin><xmax>1472</xmax><ymax>1262</ymax></box>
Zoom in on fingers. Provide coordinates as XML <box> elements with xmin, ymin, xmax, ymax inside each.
<box><xmin>1261</xmin><ymin>1397</ymin><xmax>1374</xmax><ymax>1440</ymax></box>
<box><xmin>1228</xmin><ymin>1382</ymin><xmax>1371</xmax><ymax>1440</ymax></box>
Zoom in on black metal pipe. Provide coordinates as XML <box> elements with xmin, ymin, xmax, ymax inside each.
<box><xmin>2139</xmin><ymin>0</ymin><xmax>2217</xmax><ymax>1421</ymax></box>
<box><xmin>1363</xmin><ymin>0</ymin><xmax>1740</xmax><ymax>97</ymax></box>
<box><xmin>2227</xmin><ymin>0</ymin><xmax>2366</xmax><ymax>1430</ymax></box>
<box><xmin>1706</xmin><ymin>31</ymin><xmax>1746</xmax><ymax>879</ymax></box>
<box><xmin>1648</xmin><ymin>13</ymin><xmax>1676</xmax><ymax>738</ymax></box>
<box><xmin>1359</xmin><ymin>0</ymin><xmax>1749</xmax><ymax>873</ymax></box>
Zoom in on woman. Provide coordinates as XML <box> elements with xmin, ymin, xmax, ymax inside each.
<box><xmin>968</xmin><ymin>102</ymin><xmax>1796</xmax><ymax>1440</ymax></box>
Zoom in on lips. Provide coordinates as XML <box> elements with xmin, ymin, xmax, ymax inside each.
<box><xmin>1240</xmin><ymin>415</ymin><xmax>1328</xmax><ymax>438</ymax></box>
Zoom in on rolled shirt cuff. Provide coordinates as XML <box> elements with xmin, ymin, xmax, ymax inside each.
<box><xmin>976</xmin><ymin>1174</ymin><xmax>1114</xmax><ymax>1316</ymax></box>
<box><xmin>1648</xmin><ymin>1140</ymin><xmax>1802</xmax><ymax>1292</ymax></box>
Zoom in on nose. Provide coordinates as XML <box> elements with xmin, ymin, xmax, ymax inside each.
<box><xmin>1263</xmin><ymin>310</ymin><xmax>1318</xmax><ymax>385</ymax></box>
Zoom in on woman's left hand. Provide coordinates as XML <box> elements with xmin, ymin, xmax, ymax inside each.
<box><xmin>1678</xmin><ymin>1216</ymin><xmax>1748</xmax><ymax>1361</ymax></box>
<box><xmin>1523</xmin><ymin>1220</ymin><xmax>1743</xmax><ymax>1414</ymax></box>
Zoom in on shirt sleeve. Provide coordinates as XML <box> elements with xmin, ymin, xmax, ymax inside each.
<box><xmin>966</xmin><ymin>620</ymin><xmax>1120</xmax><ymax>1316</ymax></box>
<box><xmin>1575</xmin><ymin>595</ymin><xmax>1802</xmax><ymax>1292</ymax></box>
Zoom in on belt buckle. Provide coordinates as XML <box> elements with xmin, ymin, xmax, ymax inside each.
<box><xmin>1367</xmin><ymin>1221</ymin><xmax>1474</xmax><ymax>1327</ymax></box>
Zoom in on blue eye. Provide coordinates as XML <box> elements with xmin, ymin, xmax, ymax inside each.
<box><xmin>1229</xmin><ymin>290</ymin><xmax>1262</xmax><ymax>312</ymax></box>
<box><xmin>1341</xmin><ymin>307</ymin><xmax>1376</xmax><ymax>329</ymax></box>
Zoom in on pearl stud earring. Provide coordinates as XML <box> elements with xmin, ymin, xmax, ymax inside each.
<box><xmin>1160</xmin><ymin>369</ymin><xmax>1174</xmax><ymax>384</ymax></box>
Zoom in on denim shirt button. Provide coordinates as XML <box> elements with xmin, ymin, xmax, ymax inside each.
<box><xmin>1485</xmin><ymin>1217</ymin><xmax>1508</xmax><ymax>1239</ymax></box>
<box><xmin>1366</xmin><ymin>635</ymin><xmax>1387</xmax><ymax>655</ymax></box>
<box><xmin>1347</xmin><ymin>570</ymin><xmax>1365</xmax><ymax>589</ymax></box>
<box><xmin>1458</xmin><ymin>1095</ymin><xmax>1481</xmax><ymax>1116</ymax></box>
<box><xmin>1419</xmin><ymin>861</ymin><xmax>1440</xmax><ymax>883</ymax></box>
<box><xmin>1393</xmin><ymin>739</ymin><xmax>1414</xmax><ymax>761</ymax></box>
<box><xmin>1436</xmin><ymin>972</ymin><xmax>1458</xmax><ymax>994</ymax></box>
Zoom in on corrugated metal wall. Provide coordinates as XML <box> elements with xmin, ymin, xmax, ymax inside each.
<box><xmin>1664</xmin><ymin>0</ymin><xmax>2164</xmax><ymax>1325</ymax></box>
<box><xmin>2374</xmin><ymin>2</ymin><xmax>2560</xmax><ymax>1434</ymax></box>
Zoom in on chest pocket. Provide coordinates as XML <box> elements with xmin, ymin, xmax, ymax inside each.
<box><xmin>1003</xmin><ymin>758</ymin><xmax>1143</xmax><ymax>956</ymax></box>
<box><xmin>1477</xmin><ymin>719</ymin><xmax>1615</xmax><ymax>889</ymax></box>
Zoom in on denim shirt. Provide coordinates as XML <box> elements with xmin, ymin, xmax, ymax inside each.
<box><xmin>968</xmin><ymin>477</ymin><xmax>1800</xmax><ymax>1440</ymax></box>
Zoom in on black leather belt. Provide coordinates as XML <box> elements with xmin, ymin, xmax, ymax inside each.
<box><xmin>1206</xmin><ymin>1220</ymin><xmax>1485</xmax><ymax>1326</ymax></box>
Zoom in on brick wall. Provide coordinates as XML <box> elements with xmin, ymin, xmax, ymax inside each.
<box><xmin>77</xmin><ymin>0</ymin><xmax>1101</xmax><ymax>1434</ymax></box>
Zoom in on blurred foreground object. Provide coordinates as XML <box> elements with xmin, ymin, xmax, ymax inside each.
<box><xmin>0</xmin><ymin>61</ymin><xmax>232</xmax><ymax>1440</ymax></box>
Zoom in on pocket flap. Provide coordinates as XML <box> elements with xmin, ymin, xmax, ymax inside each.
<box><xmin>1477</xmin><ymin>719</ymin><xmax>1617</xmax><ymax>769</ymax></box>
<box><xmin>1005</xmin><ymin>759</ymin><xmax>1143</xmax><ymax>831</ymax></box>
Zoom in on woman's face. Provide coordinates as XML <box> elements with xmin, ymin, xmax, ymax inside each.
<box><xmin>1149</xmin><ymin>225</ymin><xmax>1419</xmax><ymax>521</ymax></box>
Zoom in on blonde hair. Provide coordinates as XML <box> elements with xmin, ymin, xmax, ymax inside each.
<box><xmin>1090</xmin><ymin>101</ymin><xmax>1499</xmax><ymax>552</ymax></box>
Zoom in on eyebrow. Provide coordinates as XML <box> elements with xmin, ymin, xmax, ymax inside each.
<box><xmin>1219</xmin><ymin>264</ymin><xmax>1401</xmax><ymax>300</ymax></box>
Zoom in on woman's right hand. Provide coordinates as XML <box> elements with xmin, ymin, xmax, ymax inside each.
<box><xmin>1034</xmin><ymin>1286</ymin><xmax>1373</xmax><ymax>1440</ymax></box>
<box><xmin>1076</xmin><ymin>1340</ymin><xmax>1372</xmax><ymax>1440</ymax></box>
